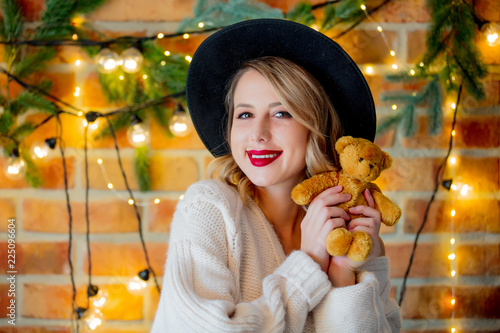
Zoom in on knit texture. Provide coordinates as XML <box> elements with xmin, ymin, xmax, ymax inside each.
<box><xmin>151</xmin><ymin>180</ymin><xmax>401</xmax><ymax>332</ymax></box>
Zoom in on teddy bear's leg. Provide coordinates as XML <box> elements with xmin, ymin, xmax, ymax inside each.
<box><xmin>346</xmin><ymin>231</ymin><xmax>373</xmax><ymax>262</ymax></box>
<box><xmin>371</xmin><ymin>191</ymin><xmax>401</xmax><ymax>227</ymax></box>
<box><xmin>326</xmin><ymin>228</ymin><xmax>353</xmax><ymax>257</ymax></box>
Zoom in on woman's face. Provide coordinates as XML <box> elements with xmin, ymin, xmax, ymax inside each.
<box><xmin>230</xmin><ymin>69</ymin><xmax>309</xmax><ymax>190</ymax></box>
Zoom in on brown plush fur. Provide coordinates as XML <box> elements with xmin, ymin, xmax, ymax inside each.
<box><xmin>292</xmin><ymin>136</ymin><xmax>401</xmax><ymax>262</ymax></box>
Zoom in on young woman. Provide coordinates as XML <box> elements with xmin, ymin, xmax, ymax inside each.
<box><xmin>152</xmin><ymin>19</ymin><xmax>401</xmax><ymax>332</ymax></box>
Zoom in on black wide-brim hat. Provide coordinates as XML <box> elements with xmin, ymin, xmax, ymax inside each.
<box><xmin>186</xmin><ymin>18</ymin><xmax>376</xmax><ymax>157</ymax></box>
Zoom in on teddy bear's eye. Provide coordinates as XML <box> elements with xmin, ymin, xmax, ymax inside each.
<box><xmin>359</xmin><ymin>158</ymin><xmax>364</xmax><ymax>162</ymax></box>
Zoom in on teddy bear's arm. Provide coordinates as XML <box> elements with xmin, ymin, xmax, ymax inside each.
<box><xmin>291</xmin><ymin>171</ymin><xmax>340</xmax><ymax>205</ymax></box>
<box><xmin>370</xmin><ymin>189</ymin><xmax>401</xmax><ymax>227</ymax></box>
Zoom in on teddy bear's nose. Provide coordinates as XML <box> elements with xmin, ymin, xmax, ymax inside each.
<box><xmin>369</xmin><ymin>164</ymin><xmax>374</xmax><ymax>169</ymax></box>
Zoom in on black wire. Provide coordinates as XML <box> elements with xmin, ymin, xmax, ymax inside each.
<box><xmin>84</xmin><ymin>124</ymin><xmax>93</xmax><ymax>309</ymax></box>
<box><xmin>398</xmin><ymin>84</ymin><xmax>463</xmax><ymax>306</ymax></box>
<box><xmin>103</xmin><ymin>114</ymin><xmax>161</xmax><ymax>293</ymax></box>
<box><xmin>55</xmin><ymin>111</ymin><xmax>79</xmax><ymax>332</ymax></box>
<box><xmin>334</xmin><ymin>0</ymin><xmax>392</xmax><ymax>39</ymax></box>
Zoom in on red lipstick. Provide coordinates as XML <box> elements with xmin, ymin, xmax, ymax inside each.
<box><xmin>247</xmin><ymin>150</ymin><xmax>282</xmax><ymax>167</ymax></box>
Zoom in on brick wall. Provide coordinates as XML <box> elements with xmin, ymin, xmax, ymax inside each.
<box><xmin>0</xmin><ymin>0</ymin><xmax>499</xmax><ymax>332</ymax></box>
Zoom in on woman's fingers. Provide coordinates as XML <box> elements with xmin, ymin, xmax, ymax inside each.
<box><xmin>363</xmin><ymin>189</ymin><xmax>375</xmax><ymax>208</ymax></box>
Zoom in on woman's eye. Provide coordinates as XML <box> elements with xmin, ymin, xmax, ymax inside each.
<box><xmin>274</xmin><ymin>111</ymin><xmax>292</xmax><ymax>118</ymax></box>
<box><xmin>237</xmin><ymin>112</ymin><xmax>252</xmax><ymax>119</ymax></box>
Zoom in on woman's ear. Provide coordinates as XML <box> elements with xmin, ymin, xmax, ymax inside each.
<box><xmin>335</xmin><ymin>136</ymin><xmax>356</xmax><ymax>154</ymax></box>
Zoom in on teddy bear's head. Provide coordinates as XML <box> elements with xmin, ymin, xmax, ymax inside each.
<box><xmin>335</xmin><ymin>136</ymin><xmax>392</xmax><ymax>182</ymax></box>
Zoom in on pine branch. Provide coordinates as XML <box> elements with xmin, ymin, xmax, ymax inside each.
<box><xmin>35</xmin><ymin>0</ymin><xmax>78</xmax><ymax>40</ymax></box>
<box><xmin>20</xmin><ymin>147</ymin><xmax>43</xmax><ymax>188</ymax></box>
<box><xmin>134</xmin><ymin>145</ymin><xmax>151</xmax><ymax>192</ymax></box>
<box><xmin>13</xmin><ymin>47</ymin><xmax>57</xmax><ymax>78</ymax></box>
<box><xmin>0</xmin><ymin>0</ymin><xmax>23</xmax><ymax>41</ymax></box>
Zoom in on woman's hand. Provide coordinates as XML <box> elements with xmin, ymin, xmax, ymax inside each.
<box><xmin>328</xmin><ymin>189</ymin><xmax>382</xmax><ymax>286</ymax></box>
<box><xmin>300</xmin><ymin>185</ymin><xmax>351</xmax><ymax>272</ymax></box>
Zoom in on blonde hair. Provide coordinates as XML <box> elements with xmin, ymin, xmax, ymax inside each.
<box><xmin>208</xmin><ymin>56</ymin><xmax>343</xmax><ymax>201</ymax></box>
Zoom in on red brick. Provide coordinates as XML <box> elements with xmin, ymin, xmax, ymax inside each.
<box><xmin>157</xmin><ymin>35</ymin><xmax>206</xmax><ymax>56</ymax></box>
<box><xmin>461</xmin><ymin>76</ymin><xmax>500</xmax><ymax>107</ymax></box>
<box><xmin>85</xmin><ymin>156</ymin><xmax>139</xmax><ymax>190</ymax></box>
<box><xmin>0</xmin><ymin>76</ymin><xmax>24</xmax><ymax>99</ymax></box>
<box><xmin>386</xmin><ymin>243</ymin><xmax>449</xmax><ymax>278</ymax></box>
<box><xmin>0</xmin><ymin>284</ymin><xmax>11</xmax><ymax>318</ymax></box>
<box><xmin>371</xmin><ymin>0</ymin><xmax>431</xmax><ymax>23</ymax></box>
<box><xmin>404</xmin><ymin>198</ymin><xmax>500</xmax><ymax>234</ymax></box>
<box><xmin>457</xmin><ymin>244</ymin><xmax>500</xmax><ymax>276</ymax></box>
<box><xmin>87</xmin><ymin>0</ymin><xmax>196</xmax><ymax>22</ymax></box>
<box><xmin>374</xmin><ymin>129</ymin><xmax>396</xmax><ymax>149</ymax></box>
<box><xmin>0</xmin><ymin>199</ymin><xmax>16</xmax><ymax>232</ymax></box>
<box><xmin>376</xmin><ymin>158</ymin><xmax>441</xmax><ymax>191</ymax></box>
<box><xmin>407</xmin><ymin>30</ymin><xmax>427</xmax><ymax>63</ymax></box>
<box><xmin>475</xmin><ymin>0</ymin><xmax>500</xmax><ymax>21</ymax></box>
<box><xmin>401</xmin><ymin>285</ymin><xmax>500</xmax><ymax>319</ymax></box>
<box><xmin>31</xmin><ymin>72</ymin><xmax>76</xmax><ymax>105</ymax></box>
<box><xmin>0</xmin><ymin>156</ymin><xmax>76</xmax><ymax>189</ymax></box>
<box><xmin>82</xmin><ymin>72</ymin><xmax>125</xmax><ymax>109</ymax></box>
<box><xmin>150</xmin><ymin>155</ymin><xmax>199</xmax><ymax>191</ymax></box>
<box><xmin>0</xmin><ymin>242</ymin><xmax>68</xmax><ymax>275</ymax></box>
<box><xmin>22</xmin><ymin>199</ymin><xmax>140</xmax><ymax>233</ymax></box>
<box><xmin>148</xmin><ymin>199</ymin><xmax>178</xmax><ymax>232</ymax></box>
<box><xmin>329</xmin><ymin>29</ymin><xmax>398</xmax><ymax>65</ymax></box>
<box><xmin>365</xmin><ymin>74</ymin><xmax>403</xmax><ymax>107</ymax></box>
<box><xmin>86</xmin><ymin>242</ymin><xmax>168</xmax><ymax>276</ymax></box>
<box><xmin>450</xmin><ymin>157</ymin><xmax>499</xmax><ymax>192</ymax></box>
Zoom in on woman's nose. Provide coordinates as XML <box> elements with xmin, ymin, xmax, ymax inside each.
<box><xmin>250</xmin><ymin>119</ymin><xmax>271</xmax><ymax>142</ymax></box>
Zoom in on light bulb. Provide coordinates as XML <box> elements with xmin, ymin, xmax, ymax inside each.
<box><xmin>127</xmin><ymin>276</ymin><xmax>147</xmax><ymax>294</ymax></box>
<box><xmin>82</xmin><ymin>308</ymin><xmax>104</xmax><ymax>331</ymax></box>
<box><xmin>5</xmin><ymin>155</ymin><xmax>26</xmax><ymax>180</ymax></box>
<box><xmin>127</xmin><ymin>123</ymin><xmax>150</xmax><ymax>147</ymax></box>
<box><xmin>448</xmin><ymin>253</ymin><xmax>456</xmax><ymax>260</ymax></box>
<box><xmin>95</xmin><ymin>48</ymin><xmax>120</xmax><ymax>74</ymax></box>
<box><xmin>91</xmin><ymin>289</ymin><xmax>109</xmax><ymax>309</ymax></box>
<box><xmin>120</xmin><ymin>47</ymin><xmax>144</xmax><ymax>74</ymax></box>
<box><xmin>365</xmin><ymin>66</ymin><xmax>374</xmax><ymax>75</ymax></box>
<box><xmin>31</xmin><ymin>141</ymin><xmax>49</xmax><ymax>159</ymax></box>
<box><xmin>169</xmin><ymin>106</ymin><xmax>193</xmax><ymax>137</ymax></box>
<box><xmin>481</xmin><ymin>22</ymin><xmax>500</xmax><ymax>46</ymax></box>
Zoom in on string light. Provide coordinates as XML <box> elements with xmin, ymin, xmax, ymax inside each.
<box><xmin>121</xmin><ymin>47</ymin><xmax>144</xmax><ymax>74</ymax></box>
<box><xmin>95</xmin><ymin>48</ymin><xmax>120</xmax><ymax>74</ymax></box>
<box><xmin>97</xmin><ymin>159</ymin><xmax>103</xmax><ymax>165</ymax></box>
<box><xmin>451</xmin><ymin>328</ymin><xmax>456</xmax><ymax>333</ymax></box>
<box><xmin>107</xmin><ymin>183</ymin><xmax>113</xmax><ymax>189</ymax></box>
<box><xmin>179</xmin><ymin>194</ymin><xmax>185</xmax><ymax>200</ymax></box>
<box><xmin>481</xmin><ymin>22</ymin><xmax>500</xmax><ymax>46</ymax></box>
<box><xmin>157</xmin><ymin>32</ymin><xmax>164</xmax><ymax>39</ymax></box>
<box><xmin>450</xmin><ymin>238</ymin><xmax>455</xmax><ymax>245</ymax></box>
<box><xmin>161</xmin><ymin>60</ymin><xmax>166</xmax><ymax>66</ymax></box>
<box><xmin>448</xmin><ymin>253</ymin><xmax>456</xmax><ymax>260</ymax></box>
<box><xmin>451</xmin><ymin>270</ymin><xmax>456</xmax><ymax>277</ymax></box>
<box><xmin>183</xmin><ymin>33</ymin><xmax>190</xmax><ymax>39</ymax></box>
<box><xmin>154</xmin><ymin>198</ymin><xmax>160</xmax><ymax>204</ymax></box>
<box><xmin>365</xmin><ymin>66</ymin><xmax>374</xmax><ymax>75</ymax></box>
<box><xmin>82</xmin><ymin>308</ymin><xmax>105</xmax><ymax>331</ymax></box>
<box><xmin>75</xmin><ymin>59</ymin><xmax>81</xmax><ymax>67</ymax></box>
<box><xmin>5</xmin><ymin>150</ymin><xmax>27</xmax><ymax>180</ymax></box>
<box><xmin>449</xmin><ymin>156</ymin><xmax>457</xmax><ymax>165</ymax></box>
<box><xmin>185</xmin><ymin>55</ymin><xmax>192</xmax><ymax>63</ymax></box>
<box><xmin>390</xmin><ymin>50</ymin><xmax>396</xmax><ymax>56</ymax></box>
<box><xmin>450</xmin><ymin>210</ymin><xmax>456</xmax><ymax>217</ymax></box>
<box><xmin>164</xmin><ymin>50</ymin><xmax>171</xmax><ymax>56</ymax></box>
<box><xmin>91</xmin><ymin>289</ymin><xmax>109</xmax><ymax>309</ymax></box>
<box><xmin>377</xmin><ymin>26</ymin><xmax>383</xmax><ymax>32</ymax></box>
<box><xmin>74</xmin><ymin>86</ymin><xmax>80</xmax><ymax>97</ymax></box>
<box><xmin>451</xmin><ymin>130</ymin><xmax>456</xmax><ymax>136</ymax></box>
<box><xmin>198</xmin><ymin>22</ymin><xmax>205</xmax><ymax>28</ymax></box>
<box><xmin>119</xmin><ymin>75</ymin><xmax>124</xmax><ymax>80</ymax></box>
<box><xmin>360</xmin><ymin>4</ymin><xmax>367</xmax><ymax>10</ymax></box>
<box><xmin>128</xmin><ymin>199</ymin><xmax>134</xmax><ymax>205</ymax></box>
<box><xmin>410</xmin><ymin>69</ymin><xmax>415</xmax><ymax>75</ymax></box>
<box><xmin>392</xmin><ymin>104</ymin><xmax>397</xmax><ymax>110</ymax></box>
<box><xmin>72</xmin><ymin>34</ymin><xmax>78</xmax><ymax>40</ymax></box>
<box><xmin>392</xmin><ymin>64</ymin><xmax>398</xmax><ymax>70</ymax></box>
<box><xmin>451</xmin><ymin>298</ymin><xmax>456</xmax><ymax>306</ymax></box>
<box><xmin>169</xmin><ymin>104</ymin><xmax>194</xmax><ymax>137</ymax></box>
<box><xmin>126</xmin><ymin>276</ymin><xmax>147</xmax><ymax>294</ymax></box>
<box><xmin>126</xmin><ymin>115</ymin><xmax>150</xmax><ymax>147</ymax></box>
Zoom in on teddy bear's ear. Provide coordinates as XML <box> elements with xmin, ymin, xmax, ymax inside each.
<box><xmin>335</xmin><ymin>136</ymin><xmax>357</xmax><ymax>154</ymax></box>
<box><xmin>381</xmin><ymin>151</ymin><xmax>393</xmax><ymax>170</ymax></box>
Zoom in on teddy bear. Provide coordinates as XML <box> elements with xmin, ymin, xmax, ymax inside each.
<box><xmin>291</xmin><ymin>136</ymin><xmax>401</xmax><ymax>262</ymax></box>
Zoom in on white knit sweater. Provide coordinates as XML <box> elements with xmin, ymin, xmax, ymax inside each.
<box><xmin>151</xmin><ymin>180</ymin><xmax>401</xmax><ymax>332</ymax></box>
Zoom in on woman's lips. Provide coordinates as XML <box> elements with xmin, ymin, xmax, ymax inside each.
<box><xmin>247</xmin><ymin>150</ymin><xmax>282</xmax><ymax>167</ymax></box>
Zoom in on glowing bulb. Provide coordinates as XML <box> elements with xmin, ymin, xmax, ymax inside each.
<box><xmin>164</xmin><ymin>51</ymin><xmax>171</xmax><ymax>56</ymax></box>
<box><xmin>448</xmin><ymin>253</ymin><xmax>456</xmax><ymax>260</ymax></box>
<box><xmin>119</xmin><ymin>75</ymin><xmax>124</xmax><ymax>80</ymax></box>
<box><xmin>481</xmin><ymin>22</ymin><xmax>500</xmax><ymax>46</ymax></box>
<box><xmin>97</xmin><ymin>159</ymin><xmax>103</xmax><ymax>164</ymax></box>
<box><xmin>157</xmin><ymin>32</ymin><xmax>164</xmax><ymax>39</ymax></box>
<box><xmin>169</xmin><ymin>108</ymin><xmax>194</xmax><ymax>137</ymax></box>
<box><xmin>198</xmin><ymin>22</ymin><xmax>205</xmax><ymax>28</ymax></box>
<box><xmin>451</xmin><ymin>328</ymin><xmax>456</xmax><ymax>333</ymax></box>
<box><xmin>183</xmin><ymin>33</ymin><xmax>190</xmax><ymax>39</ymax></box>
<box><xmin>161</xmin><ymin>61</ymin><xmax>166</xmax><ymax>66</ymax></box>
<box><xmin>31</xmin><ymin>141</ymin><xmax>49</xmax><ymax>159</ymax></box>
<box><xmin>5</xmin><ymin>156</ymin><xmax>27</xmax><ymax>180</ymax></box>
<box><xmin>410</xmin><ymin>69</ymin><xmax>415</xmax><ymax>75</ymax></box>
<box><xmin>392</xmin><ymin>64</ymin><xmax>398</xmax><ymax>70</ymax></box>
<box><xmin>142</xmin><ymin>74</ymin><xmax>148</xmax><ymax>79</ymax></box>
<box><xmin>365</xmin><ymin>66</ymin><xmax>374</xmax><ymax>75</ymax></box>
<box><xmin>392</xmin><ymin>105</ymin><xmax>397</xmax><ymax>110</ymax></box>
<box><xmin>311</xmin><ymin>24</ymin><xmax>319</xmax><ymax>31</ymax></box>
<box><xmin>75</xmin><ymin>59</ymin><xmax>81</xmax><ymax>66</ymax></box>
<box><xmin>128</xmin><ymin>199</ymin><xmax>134</xmax><ymax>205</ymax></box>
<box><xmin>451</xmin><ymin>298</ymin><xmax>456</xmax><ymax>305</ymax></box>
<box><xmin>360</xmin><ymin>4</ymin><xmax>366</xmax><ymax>10</ymax></box>
<box><xmin>74</xmin><ymin>86</ymin><xmax>80</xmax><ymax>97</ymax></box>
<box><xmin>78</xmin><ymin>111</ymin><xmax>83</xmax><ymax>116</ymax></box>
<box><xmin>450</xmin><ymin>238</ymin><xmax>455</xmax><ymax>245</ymax></box>
<box><xmin>95</xmin><ymin>48</ymin><xmax>120</xmax><ymax>74</ymax></box>
<box><xmin>92</xmin><ymin>289</ymin><xmax>109</xmax><ymax>309</ymax></box>
<box><xmin>72</xmin><ymin>34</ymin><xmax>78</xmax><ymax>40</ymax></box>
<box><xmin>82</xmin><ymin>308</ymin><xmax>104</xmax><ymax>331</ymax></box>
<box><xmin>154</xmin><ymin>198</ymin><xmax>160</xmax><ymax>204</ymax></box>
<box><xmin>107</xmin><ymin>183</ymin><xmax>113</xmax><ymax>189</ymax></box>
<box><xmin>451</xmin><ymin>130</ymin><xmax>456</xmax><ymax>136</ymax></box>
<box><xmin>127</xmin><ymin>276</ymin><xmax>147</xmax><ymax>294</ymax></box>
<box><xmin>121</xmin><ymin>47</ymin><xmax>144</xmax><ymax>74</ymax></box>
<box><xmin>185</xmin><ymin>55</ymin><xmax>192</xmax><ymax>63</ymax></box>
<box><xmin>377</xmin><ymin>26</ymin><xmax>383</xmax><ymax>32</ymax></box>
<box><xmin>390</xmin><ymin>50</ymin><xmax>396</xmax><ymax>56</ymax></box>
<box><xmin>450</xmin><ymin>210</ymin><xmax>456</xmax><ymax>217</ymax></box>
<box><xmin>459</xmin><ymin>184</ymin><xmax>470</xmax><ymax>196</ymax></box>
<box><xmin>449</xmin><ymin>156</ymin><xmax>457</xmax><ymax>165</ymax></box>
<box><xmin>451</xmin><ymin>270</ymin><xmax>456</xmax><ymax>277</ymax></box>
<box><xmin>419</xmin><ymin>62</ymin><xmax>424</xmax><ymax>67</ymax></box>
<box><xmin>127</xmin><ymin>123</ymin><xmax>150</xmax><ymax>147</ymax></box>
<box><xmin>179</xmin><ymin>194</ymin><xmax>185</xmax><ymax>200</ymax></box>
<box><xmin>451</xmin><ymin>102</ymin><xmax>456</xmax><ymax>109</ymax></box>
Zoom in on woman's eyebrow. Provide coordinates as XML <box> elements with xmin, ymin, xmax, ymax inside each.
<box><xmin>235</xmin><ymin>102</ymin><xmax>282</xmax><ymax>109</ymax></box>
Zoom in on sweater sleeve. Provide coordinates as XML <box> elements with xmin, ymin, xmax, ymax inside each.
<box><xmin>312</xmin><ymin>257</ymin><xmax>402</xmax><ymax>333</ymax></box>
<box><xmin>151</xmin><ymin>182</ymin><xmax>331</xmax><ymax>333</ymax></box>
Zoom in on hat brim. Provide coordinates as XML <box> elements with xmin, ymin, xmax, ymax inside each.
<box><xmin>186</xmin><ymin>18</ymin><xmax>376</xmax><ymax>157</ymax></box>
